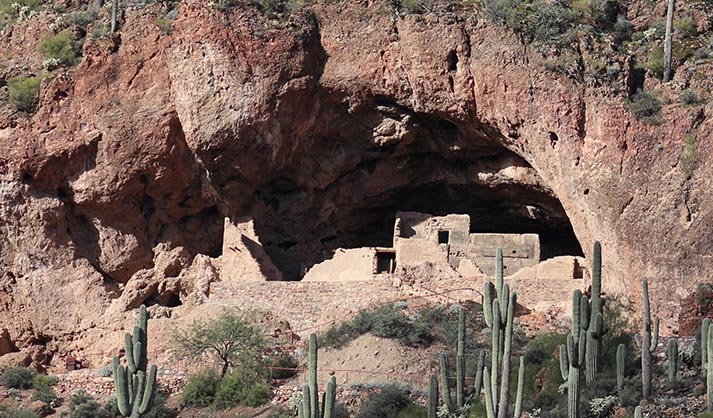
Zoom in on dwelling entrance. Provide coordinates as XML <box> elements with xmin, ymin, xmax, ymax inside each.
<box><xmin>438</xmin><ymin>230</ymin><xmax>450</xmax><ymax>244</ymax></box>
<box><xmin>375</xmin><ymin>250</ymin><xmax>396</xmax><ymax>274</ymax></box>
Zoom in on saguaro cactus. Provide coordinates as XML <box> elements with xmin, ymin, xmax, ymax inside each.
<box><xmin>586</xmin><ymin>241</ymin><xmax>606</xmax><ymax>381</ymax></box>
<box><xmin>299</xmin><ymin>334</ymin><xmax>336</xmax><ymax>418</ymax></box>
<box><xmin>560</xmin><ymin>331</ymin><xmax>586</xmax><ymax>418</ymax></box>
<box><xmin>634</xmin><ymin>405</ymin><xmax>643</xmax><ymax>418</ymax></box>
<box><xmin>456</xmin><ymin>307</ymin><xmax>466</xmax><ymax>408</ymax></box>
<box><xmin>616</xmin><ymin>344</ymin><xmax>627</xmax><ymax>391</ymax></box>
<box><xmin>637</xmin><ymin>280</ymin><xmax>659</xmax><ymax>399</ymax></box>
<box><xmin>113</xmin><ymin>305</ymin><xmax>157</xmax><ymax>418</ymax></box>
<box><xmin>707</xmin><ymin>322</ymin><xmax>713</xmax><ymax>411</ymax></box>
<box><xmin>428</xmin><ymin>374</ymin><xmax>438</xmax><ymax>418</ymax></box>
<box><xmin>482</xmin><ymin>248</ymin><xmax>520</xmax><ymax>418</ymax></box>
<box><xmin>474</xmin><ymin>350</ymin><xmax>485</xmax><ymax>397</ymax></box>
<box><xmin>514</xmin><ymin>356</ymin><xmax>525</xmax><ymax>418</ymax></box>
<box><xmin>439</xmin><ymin>351</ymin><xmax>453</xmax><ymax>411</ymax></box>
<box><xmin>703</xmin><ymin>318</ymin><xmax>710</xmax><ymax>372</ymax></box>
<box><xmin>668</xmin><ymin>339</ymin><xmax>678</xmax><ymax>383</ymax></box>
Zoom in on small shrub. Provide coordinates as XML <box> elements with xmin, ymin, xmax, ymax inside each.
<box><xmin>63</xmin><ymin>11</ymin><xmax>96</xmax><ymax>29</ymax></box>
<box><xmin>643</xmin><ymin>46</ymin><xmax>664</xmax><ymax>79</ymax></box>
<box><xmin>526</xmin><ymin>1</ymin><xmax>579</xmax><ymax>44</ymax></box>
<box><xmin>240</xmin><ymin>383</ymin><xmax>272</xmax><ymax>407</ymax></box>
<box><xmin>679</xmin><ymin>135</ymin><xmax>698</xmax><ymax>179</ymax></box>
<box><xmin>32</xmin><ymin>374</ymin><xmax>58</xmax><ymax>390</ymax></box>
<box><xmin>680</xmin><ymin>89</ymin><xmax>699</xmax><ymax>105</ymax></box>
<box><xmin>39</xmin><ymin>30</ymin><xmax>82</xmax><ymax>67</ymax></box>
<box><xmin>32</xmin><ymin>387</ymin><xmax>59</xmax><ymax>405</ymax></box>
<box><xmin>482</xmin><ymin>0</ymin><xmax>525</xmax><ymax>31</ymax></box>
<box><xmin>96</xmin><ymin>364</ymin><xmax>113</xmax><ymax>377</ymax></box>
<box><xmin>103</xmin><ymin>393</ymin><xmax>176</xmax><ymax>418</ymax></box>
<box><xmin>356</xmin><ymin>384</ymin><xmax>412</xmax><ymax>418</ymax></box>
<box><xmin>394</xmin><ymin>403</ymin><xmax>427</xmax><ymax>417</ymax></box>
<box><xmin>674</xmin><ymin>17</ymin><xmax>697</xmax><ymax>39</ymax></box>
<box><xmin>401</xmin><ymin>0</ymin><xmax>423</xmax><ymax>14</ymax></box>
<box><xmin>14</xmin><ymin>409</ymin><xmax>38</xmax><ymax>418</ymax></box>
<box><xmin>612</xmin><ymin>15</ymin><xmax>633</xmax><ymax>44</ymax></box>
<box><xmin>69</xmin><ymin>390</ymin><xmax>107</xmax><ymax>418</ymax></box>
<box><xmin>180</xmin><ymin>369</ymin><xmax>221</xmax><ymax>407</ymax></box>
<box><xmin>0</xmin><ymin>366</ymin><xmax>35</xmax><ymax>389</ymax></box>
<box><xmin>7</xmin><ymin>75</ymin><xmax>42</xmax><ymax>113</ymax></box>
<box><xmin>266</xmin><ymin>354</ymin><xmax>298</xmax><ymax>379</ymax></box>
<box><xmin>154</xmin><ymin>17</ymin><xmax>172</xmax><ymax>35</ymax></box>
<box><xmin>628</xmin><ymin>90</ymin><xmax>661</xmax><ymax>123</ymax></box>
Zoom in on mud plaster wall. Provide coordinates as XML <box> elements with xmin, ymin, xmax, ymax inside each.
<box><xmin>468</xmin><ymin>233</ymin><xmax>540</xmax><ymax>276</ymax></box>
<box><xmin>218</xmin><ymin>217</ymin><xmax>284</xmax><ymax>281</ymax></box>
<box><xmin>302</xmin><ymin>247</ymin><xmax>375</xmax><ymax>281</ymax></box>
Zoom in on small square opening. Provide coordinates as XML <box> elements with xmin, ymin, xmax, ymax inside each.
<box><xmin>438</xmin><ymin>230</ymin><xmax>449</xmax><ymax>244</ymax></box>
<box><xmin>375</xmin><ymin>251</ymin><xmax>396</xmax><ymax>274</ymax></box>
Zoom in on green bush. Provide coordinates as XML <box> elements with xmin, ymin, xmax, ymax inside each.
<box><xmin>32</xmin><ymin>374</ymin><xmax>58</xmax><ymax>390</ymax></box>
<box><xmin>355</xmin><ymin>384</ymin><xmax>412</xmax><ymax>418</ymax></box>
<box><xmin>69</xmin><ymin>390</ymin><xmax>107</xmax><ymax>418</ymax></box>
<box><xmin>104</xmin><ymin>393</ymin><xmax>176</xmax><ymax>418</ymax></box>
<box><xmin>612</xmin><ymin>15</ymin><xmax>633</xmax><ymax>44</ymax></box>
<box><xmin>31</xmin><ymin>387</ymin><xmax>58</xmax><ymax>405</ymax></box>
<box><xmin>0</xmin><ymin>0</ymin><xmax>45</xmax><ymax>28</ymax></box>
<box><xmin>266</xmin><ymin>354</ymin><xmax>298</xmax><ymax>379</ymax></box>
<box><xmin>154</xmin><ymin>17</ymin><xmax>172</xmax><ymax>35</ymax></box>
<box><xmin>0</xmin><ymin>366</ymin><xmax>35</xmax><ymax>389</ymax></box>
<box><xmin>63</xmin><ymin>11</ymin><xmax>96</xmax><ymax>29</ymax></box>
<box><xmin>526</xmin><ymin>1</ymin><xmax>579</xmax><ymax>44</ymax></box>
<box><xmin>180</xmin><ymin>369</ymin><xmax>221</xmax><ymax>407</ymax></box>
<box><xmin>482</xmin><ymin>0</ymin><xmax>525</xmax><ymax>31</ymax></box>
<box><xmin>674</xmin><ymin>17</ymin><xmax>697</xmax><ymax>39</ymax></box>
<box><xmin>319</xmin><ymin>304</ymin><xmax>436</xmax><ymax>349</ymax></box>
<box><xmin>39</xmin><ymin>30</ymin><xmax>82</xmax><ymax>67</ymax></box>
<box><xmin>213</xmin><ymin>371</ymin><xmax>272</xmax><ymax>409</ymax></box>
<box><xmin>680</xmin><ymin>89</ymin><xmax>700</xmax><ymax>105</ymax></box>
<box><xmin>7</xmin><ymin>75</ymin><xmax>43</xmax><ymax>113</ymax></box>
<box><xmin>628</xmin><ymin>90</ymin><xmax>661</xmax><ymax>123</ymax></box>
<box><xmin>394</xmin><ymin>403</ymin><xmax>427</xmax><ymax>418</ymax></box>
<box><xmin>680</xmin><ymin>135</ymin><xmax>698</xmax><ymax>179</ymax></box>
<box><xmin>14</xmin><ymin>409</ymin><xmax>38</xmax><ymax>418</ymax></box>
<box><xmin>643</xmin><ymin>46</ymin><xmax>664</xmax><ymax>79</ymax></box>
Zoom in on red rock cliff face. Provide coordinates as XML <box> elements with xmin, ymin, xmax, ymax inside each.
<box><xmin>0</xmin><ymin>0</ymin><xmax>710</xmax><ymax>356</ymax></box>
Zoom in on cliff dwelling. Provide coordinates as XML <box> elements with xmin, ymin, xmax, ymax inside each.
<box><xmin>219</xmin><ymin>210</ymin><xmax>583</xmax><ymax>284</ymax></box>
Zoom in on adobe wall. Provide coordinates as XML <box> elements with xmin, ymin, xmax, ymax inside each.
<box><xmin>395</xmin><ymin>211</ymin><xmax>470</xmax><ymax>269</ymax></box>
<box><xmin>217</xmin><ymin>217</ymin><xmax>283</xmax><ymax>281</ymax></box>
<box><xmin>467</xmin><ymin>233</ymin><xmax>540</xmax><ymax>276</ymax></box>
<box><xmin>302</xmin><ymin>248</ymin><xmax>376</xmax><ymax>282</ymax></box>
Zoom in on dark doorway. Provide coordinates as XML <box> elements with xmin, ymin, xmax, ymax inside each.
<box><xmin>375</xmin><ymin>250</ymin><xmax>396</xmax><ymax>274</ymax></box>
<box><xmin>438</xmin><ymin>230</ymin><xmax>450</xmax><ymax>244</ymax></box>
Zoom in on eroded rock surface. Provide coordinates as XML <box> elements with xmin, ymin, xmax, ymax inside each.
<box><xmin>0</xmin><ymin>0</ymin><xmax>711</xmax><ymax>361</ymax></box>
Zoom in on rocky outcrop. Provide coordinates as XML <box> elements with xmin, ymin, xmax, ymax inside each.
<box><xmin>0</xmin><ymin>0</ymin><xmax>711</xmax><ymax>360</ymax></box>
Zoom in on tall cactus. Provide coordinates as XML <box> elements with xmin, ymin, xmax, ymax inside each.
<box><xmin>113</xmin><ymin>305</ymin><xmax>157</xmax><ymax>418</ymax></box>
<box><xmin>474</xmin><ymin>350</ymin><xmax>485</xmax><ymax>398</ymax></box>
<box><xmin>634</xmin><ymin>405</ymin><xmax>643</xmax><ymax>418</ymax></box>
<box><xmin>707</xmin><ymin>322</ymin><xmax>713</xmax><ymax>411</ymax></box>
<box><xmin>299</xmin><ymin>334</ymin><xmax>336</xmax><ymax>418</ymax></box>
<box><xmin>514</xmin><ymin>356</ymin><xmax>525</xmax><ymax>418</ymax></box>
<box><xmin>456</xmin><ymin>307</ymin><xmax>465</xmax><ymax>408</ymax></box>
<box><xmin>703</xmin><ymin>318</ymin><xmax>710</xmax><ymax>373</ymax></box>
<box><xmin>428</xmin><ymin>374</ymin><xmax>438</xmax><ymax>418</ymax></box>
<box><xmin>439</xmin><ymin>351</ymin><xmax>453</xmax><ymax>412</ymax></box>
<box><xmin>560</xmin><ymin>331</ymin><xmax>586</xmax><ymax>418</ymax></box>
<box><xmin>667</xmin><ymin>339</ymin><xmax>678</xmax><ymax>383</ymax></box>
<box><xmin>638</xmin><ymin>280</ymin><xmax>659</xmax><ymax>399</ymax></box>
<box><xmin>586</xmin><ymin>241</ymin><xmax>606</xmax><ymax>381</ymax></box>
<box><xmin>616</xmin><ymin>344</ymin><xmax>627</xmax><ymax>391</ymax></box>
<box><xmin>482</xmin><ymin>248</ymin><xmax>520</xmax><ymax>418</ymax></box>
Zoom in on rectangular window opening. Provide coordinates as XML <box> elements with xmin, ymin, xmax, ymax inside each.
<box><xmin>375</xmin><ymin>251</ymin><xmax>396</xmax><ymax>274</ymax></box>
<box><xmin>438</xmin><ymin>230</ymin><xmax>450</xmax><ymax>244</ymax></box>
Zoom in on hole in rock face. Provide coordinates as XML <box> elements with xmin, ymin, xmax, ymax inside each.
<box><xmin>245</xmin><ymin>109</ymin><xmax>583</xmax><ymax>280</ymax></box>
<box><xmin>438</xmin><ymin>230</ymin><xmax>450</xmax><ymax>244</ymax></box>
